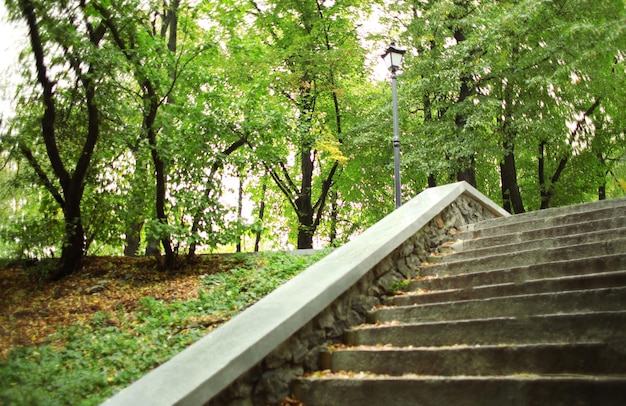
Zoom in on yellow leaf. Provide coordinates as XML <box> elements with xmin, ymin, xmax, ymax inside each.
<box><xmin>315</xmin><ymin>132</ymin><xmax>348</xmax><ymax>164</ymax></box>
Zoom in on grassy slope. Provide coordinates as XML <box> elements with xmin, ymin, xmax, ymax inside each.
<box><xmin>0</xmin><ymin>251</ymin><xmax>326</xmax><ymax>406</ymax></box>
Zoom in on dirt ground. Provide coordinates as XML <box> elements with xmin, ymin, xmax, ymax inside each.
<box><xmin>0</xmin><ymin>255</ymin><xmax>236</xmax><ymax>359</ymax></box>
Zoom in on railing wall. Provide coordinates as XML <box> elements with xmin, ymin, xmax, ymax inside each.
<box><xmin>104</xmin><ymin>182</ymin><xmax>508</xmax><ymax>406</ymax></box>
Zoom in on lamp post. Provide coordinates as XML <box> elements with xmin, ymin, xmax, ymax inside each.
<box><xmin>382</xmin><ymin>42</ymin><xmax>406</xmax><ymax>209</ymax></box>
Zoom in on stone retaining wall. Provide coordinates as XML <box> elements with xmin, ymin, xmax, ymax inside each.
<box><xmin>208</xmin><ymin>195</ymin><xmax>497</xmax><ymax>406</ymax></box>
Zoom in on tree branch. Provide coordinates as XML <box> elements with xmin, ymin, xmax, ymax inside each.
<box><xmin>313</xmin><ymin>160</ymin><xmax>339</xmax><ymax>229</ymax></box>
<box><xmin>18</xmin><ymin>142</ymin><xmax>65</xmax><ymax>208</ymax></box>
<box><xmin>20</xmin><ymin>0</ymin><xmax>70</xmax><ymax>192</ymax></box>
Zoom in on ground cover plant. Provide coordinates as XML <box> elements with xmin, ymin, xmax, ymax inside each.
<box><xmin>0</xmin><ymin>251</ymin><xmax>327</xmax><ymax>405</ymax></box>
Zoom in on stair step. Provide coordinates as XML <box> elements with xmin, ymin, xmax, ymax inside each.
<box><xmin>437</xmin><ymin>226</ymin><xmax>626</xmax><ymax>264</ymax></box>
<box><xmin>422</xmin><ymin>238</ymin><xmax>626</xmax><ymax>275</ymax></box>
<box><xmin>345</xmin><ymin>311</ymin><xmax>626</xmax><ymax>347</ymax></box>
<box><xmin>324</xmin><ymin>342</ymin><xmax>626</xmax><ymax>376</ymax></box>
<box><xmin>455</xmin><ymin>216</ymin><xmax>626</xmax><ymax>252</ymax></box>
<box><xmin>292</xmin><ymin>374</ymin><xmax>626</xmax><ymax>406</ymax></box>
<box><xmin>373</xmin><ymin>287</ymin><xmax>626</xmax><ymax>323</ymax></box>
<box><xmin>389</xmin><ymin>270</ymin><xmax>626</xmax><ymax>306</ymax></box>
<box><xmin>461</xmin><ymin>198</ymin><xmax>626</xmax><ymax>236</ymax></box>
<box><xmin>415</xmin><ymin>253</ymin><xmax>626</xmax><ymax>288</ymax></box>
<box><xmin>290</xmin><ymin>199</ymin><xmax>626</xmax><ymax>406</ymax></box>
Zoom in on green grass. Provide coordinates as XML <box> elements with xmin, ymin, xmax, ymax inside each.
<box><xmin>0</xmin><ymin>250</ymin><xmax>327</xmax><ymax>406</ymax></box>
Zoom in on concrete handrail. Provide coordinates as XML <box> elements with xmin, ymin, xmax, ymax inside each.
<box><xmin>103</xmin><ymin>181</ymin><xmax>508</xmax><ymax>405</ymax></box>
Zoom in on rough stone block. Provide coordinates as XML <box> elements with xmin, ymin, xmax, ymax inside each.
<box><xmin>254</xmin><ymin>366</ymin><xmax>304</xmax><ymax>405</ymax></box>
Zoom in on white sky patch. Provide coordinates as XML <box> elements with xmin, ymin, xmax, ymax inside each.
<box><xmin>0</xmin><ymin>4</ymin><xmax>27</xmax><ymax>126</ymax></box>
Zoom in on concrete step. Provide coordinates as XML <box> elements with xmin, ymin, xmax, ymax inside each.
<box><xmin>345</xmin><ymin>311</ymin><xmax>626</xmax><ymax>347</ymax></box>
<box><xmin>389</xmin><ymin>269</ymin><xmax>626</xmax><ymax>306</ymax></box>
<box><xmin>412</xmin><ymin>254</ymin><xmax>626</xmax><ymax>294</ymax></box>
<box><xmin>453</xmin><ymin>216</ymin><xmax>626</xmax><ymax>253</ymax></box>
<box><xmin>373</xmin><ymin>287</ymin><xmax>626</xmax><ymax>323</ymax></box>
<box><xmin>323</xmin><ymin>342</ymin><xmax>626</xmax><ymax>376</ymax></box>
<box><xmin>461</xmin><ymin>197</ymin><xmax>626</xmax><ymax>235</ymax></box>
<box><xmin>291</xmin><ymin>198</ymin><xmax>626</xmax><ymax>406</ymax></box>
<box><xmin>292</xmin><ymin>375</ymin><xmax>626</xmax><ymax>406</ymax></box>
<box><xmin>433</xmin><ymin>225</ymin><xmax>626</xmax><ymax>264</ymax></box>
<box><xmin>419</xmin><ymin>239</ymin><xmax>626</xmax><ymax>277</ymax></box>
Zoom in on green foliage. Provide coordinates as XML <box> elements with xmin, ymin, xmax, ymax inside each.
<box><xmin>385</xmin><ymin>0</ymin><xmax>626</xmax><ymax>208</ymax></box>
<box><xmin>0</xmin><ymin>250</ymin><xmax>327</xmax><ymax>405</ymax></box>
<box><xmin>1</xmin><ymin>0</ymin><xmax>625</xmax><ymax>261</ymax></box>
<box><xmin>389</xmin><ymin>279</ymin><xmax>410</xmax><ymax>294</ymax></box>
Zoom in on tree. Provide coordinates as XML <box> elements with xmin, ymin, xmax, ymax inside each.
<box><xmin>394</xmin><ymin>0</ymin><xmax>626</xmax><ymax>210</ymax></box>
<box><xmin>94</xmin><ymin>0</ymin><xmax>182</xmax><ymax>267</ymax></box>
<box><xmin>5</xmin><ymin>0</ymin><xmax>112</xmax><ymax>277</ymax></box>
<box><xmin>3</xmin><ymin>0</ymin><xmax>254</xmax><ymax>268</ymax></box>
<box><xmin>228</xmin><ymin>0</ymin><xmax>366</xmax><ymax>249</ymax></box>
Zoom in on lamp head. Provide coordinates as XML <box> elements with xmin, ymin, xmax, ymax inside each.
<box><xmin>382</xmin><ymin>42</ymin><xmax>406</xmax><ymax>73</ymax></box>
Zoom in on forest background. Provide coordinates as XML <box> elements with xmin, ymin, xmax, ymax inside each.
<box><xmin>0</xmin><ymin>0</ymin><xmax>625</xmax><ymax>278</ymax></box>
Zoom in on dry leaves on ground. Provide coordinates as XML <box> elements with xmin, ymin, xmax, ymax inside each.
<box><xmin>0</xmin><ymin>255</ymin><xmax>232</xmax><ymax>359</ymax></box>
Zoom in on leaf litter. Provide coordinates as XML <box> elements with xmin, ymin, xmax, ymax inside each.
<box><xmin>0</xmin><ymin>255</ymin><xmax>235</xmax><ymax>359</ymax></box>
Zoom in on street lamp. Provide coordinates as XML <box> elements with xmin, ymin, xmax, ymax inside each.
<box><xmin>382</xmin><ymin>42</ymin><xmax>406</xmax><ymax>209</ymax></box>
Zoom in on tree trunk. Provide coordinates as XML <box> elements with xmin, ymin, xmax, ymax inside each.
<box><xmin>498</xmin><ymin>70</ymin><xmax>525</xmax><ymax>214</ymax></box>
<box><xmin>538</xmin><ymin>140</ymin><xmax>550</xmax><ymax>209</ymax></box>
<box><xmin>453</xmin><ymin>26</ymin><xmax>477</xmax><ymax>188</ymax></box>
<box><xmin>423</xmin><ymin>91</ymin><xmax>438</xmax><ymax>190</ymax></box>
<box><xmin>598</xmin><ymin>153</ymin><xmax>608</xmax><ymax>201</ymax></box>
<box><xmin>297</xmin><ymin>144</ymin><xmax>315</xmax><ymax>249</ymax></box>
<box><xmin>500</xmin><ymin>138</ymin><xmax>525</xmax><ymax>214</ymax></box>
<box><xmin>148</xmin><ymin>119</ymin><xmax>175</xmax><ymax>268</ymax></box>
<box><xmin>328</xmin><ymin>190</ymin><xmax>338</xmax><ymax>246</ymax></box>
<box><xmin>141</xmin><ymin>82</ymin><xmax>175</xmax><ymax>267</ymax></box>
<box><xmin>187</xmin><ymin>137</ymin><xmax>246</xmax><ymax>257</ymax></box>
<box><xmin>236</xmin><ymin>168</ymin><xmax>244</xmax><ymax>253</ymax></box>
<box><xmin>60</xmin><ymin>196</ymin><xmax>85</xmax><ymax>278</ymax></box>
<box><xmin>598</xmin><ymin>183</ymin><xmax>607</xmax><ymax>200</ymax></box>
<box><xmin>254</xmin><ymin>178</ymin><xmax>267</xmax><ymax>253</ymax></box>
<box><xmin>427</xmin><ymin>174</ymin><xmax>437</xmax><ymax>188</ymax></box>
<box><xmin>124</xmin><ymin>221</ymin><xmax>143</xmax><ymax>256</ymax></box>
<box><xmin>500</xmin><ymin>151</ymin><xmax>525</xmax><ymax>214</ymax></box>
<box><xmin>456</xmin><ymin>159</ymin><xmax>476</xmax><ymax>187</ymax></box>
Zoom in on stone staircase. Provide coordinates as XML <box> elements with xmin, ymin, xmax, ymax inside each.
<box><xmin>292</xmin><ymin>198</ymin><xmax>626</xmax><ymax>405</ymax></box>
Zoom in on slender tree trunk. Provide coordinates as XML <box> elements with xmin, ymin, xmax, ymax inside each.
<box><xmin>236</xmin><ymin>167</ymin><xmax>244</xmax><ymax>253</ymax></box>
<box><xmin>144</xmin><ymin>91</ymin><xmax>175</xmax><ymax>268</ymax></box>
<box><xmin>423</xmin><ymin>92</ymin><xmax>438</xmax><ymax>189</ymax></box>
<box><xmin>453</xmin><ymin>26</ymin><xmax>476</xmax><ymax>187</ymax></box>
<box><xmin>598</xmin><ymin>154</ymin><xmax>608</xmax><ymax>201</ymax></box>
<box><xmin>297</xmin><ymin>143</ymin><xmax>315</xmax><ymax>249</ymax></box>
<box><xmin>124</xmin><ymin>153</ymin><xmax>149</xmax><ymax>256</ymax></box>
<box><xmin>538</xmin><ymin>140</ymin><xmax>550</xmax><ymax>209</ymax></box>
<box><xmin>500</xmin><ymin>135</ymin><xmax>525</xmax><ymax>214</ymax></box>
<box><xmin>328</xmin><ymin>190</ymin><xmax>338</xmax><ymax>246</ymax></box>
<box><xmin>427</xmin><ymin>174</ymin><xmax>437</xmax><ymax>188</ymax></box>
<box><xmin>97</xmin><ymin>2</ymin><xmax>177</xmax><ymax>267</ymax></box>
<box><xmin>254</xmin><ymin>177</ymin><xmax>267</xmax><ymax>253</ymax></box>
<box><xmin>599</xmin><ymin>183</ymin><xmax>607</xmax><ymax>200</ymax></box>
<box><xmin>498</xmin><ymin>49</ymin><xmax>524</xmax><ymax>214</ymax></box>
